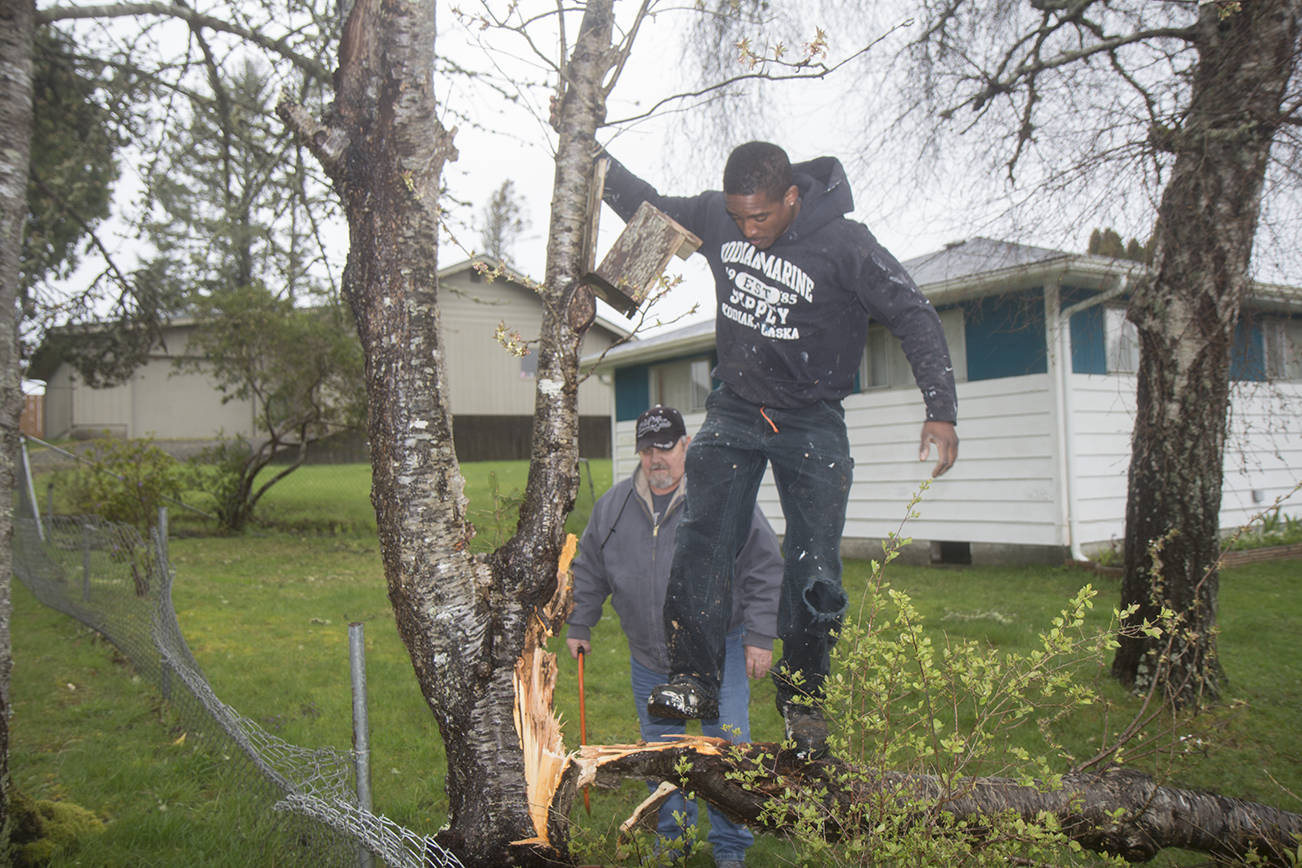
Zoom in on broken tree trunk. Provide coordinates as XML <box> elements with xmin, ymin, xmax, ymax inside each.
<box><xmin>282</xmin><ymin>0</ymin><xmax>625</xmax><ymax>861</ymax></box>
<box><xmin>554</xmin><ymin>739</ymin><xmax>1302</xmax><ymax>866</ymax></box>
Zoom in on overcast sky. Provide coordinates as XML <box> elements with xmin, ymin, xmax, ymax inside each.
<box><xmin>38</xmin><ymin>0</ymin><xmax>1299</xmax><ymax>362</ymax></box>
<box><xmin>432</xmin><ymin>5</ymin><xmax>1074</xmax><ymax>335</ymax></box>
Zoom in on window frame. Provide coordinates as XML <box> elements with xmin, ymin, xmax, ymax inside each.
<box><xmin>860</xmin><ymin>307</ymin><xmax>967</xmax><ymax>390</ymax></box>
<box><xmin>648</xmin><ymin>355</ymin><xmax>713</xmax><ymax>414</ymax></box>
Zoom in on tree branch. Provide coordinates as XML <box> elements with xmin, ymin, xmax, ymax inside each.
<box><xmin>606</xmin><ymin>24</ymin><xmax>904</xmax><ymax>127</ymax></box>
<box><xmin>275</xmin><ymin>98</ymin><xmax>349</xmax><ymax>182</ymax></box>
<box><xmin>37</xmin><ymin>2</ymin><xmax>332</xmax><ymax>84</ymax></box>
<box><xmin>939</xmin><ymin>25</ymin><xmax>1196</xmax><ymax>120</ymax></box>
<box><xmin>567</xmin><ymin>739</ymin><xmax>1302</xmax><ymax>866</ymax></box>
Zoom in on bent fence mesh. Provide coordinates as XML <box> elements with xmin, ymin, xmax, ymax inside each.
<box><xmin>13</xmin><ymin>442</ymin><xmax>464</xmax><ymax>868</ymax></box>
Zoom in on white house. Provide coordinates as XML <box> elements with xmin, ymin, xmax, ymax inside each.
<box><xmin>589</xmin><ymin>238</ymin><xmax>1302</xmax><ymax>564</ymax></box>
<box><xmin>33</xmin><ymin>258</ymin><xmax>630</xmax><ymax>460</ymax></box>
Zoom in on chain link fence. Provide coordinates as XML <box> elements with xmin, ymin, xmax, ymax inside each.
<box><xmin>14</xmin><ymin>439</ymin><xmax>464</xmax><ymax>868</ymax></box>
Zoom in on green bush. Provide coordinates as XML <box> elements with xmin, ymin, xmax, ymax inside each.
<box><xmin>760</xmin><ymin>485</ymin><xmax>1136</xmax><ymax>866</ymax></box>
<box><xmin>188</xmin><ymin>437</ymin><xmax>256</xmax><ymax>532</ymax></box>
<box><xmin>1224</xmin><ymin>508</ymin><xmax>1302</xmax><ymax>551</ymax></box>
<box><xmin>65</xmin><ymin>437</ymin><xmax>190</xmax><ymax>533</ymax></box>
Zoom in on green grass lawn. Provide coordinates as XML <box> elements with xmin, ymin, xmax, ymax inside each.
<box><xmin>10</xmin><ymin>460</ymin><xmax>1301</xmax><ymax>866</ymax></box>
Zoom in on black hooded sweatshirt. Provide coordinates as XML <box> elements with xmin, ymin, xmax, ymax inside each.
<box><xmin>602</xmin><ymin>152</ymin><xmax>958</xmax><ymax>422</ymax></box>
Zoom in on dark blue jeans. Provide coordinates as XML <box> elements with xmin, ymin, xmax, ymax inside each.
<box><xmin>665</xmin><ymin>385</ymin><xmax>852</xmax><ymax>708</ymax></box>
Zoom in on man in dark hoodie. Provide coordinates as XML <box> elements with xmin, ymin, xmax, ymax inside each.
<box><xmin>600</xmin><ymin>141</ymin><xmax>959</xmax><ymax>760</ymax></box>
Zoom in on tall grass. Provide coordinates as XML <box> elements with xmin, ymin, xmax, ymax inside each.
<box><xmin>10</xmin><ymin>459</ymin><xmax>1301</xmax><ymax>866</ymax></box>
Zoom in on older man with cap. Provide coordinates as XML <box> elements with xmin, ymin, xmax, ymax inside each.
<box><xmin>567</xmin><ymin>405</ymin><xmax>782</xmax><ymax>868</ymax></box>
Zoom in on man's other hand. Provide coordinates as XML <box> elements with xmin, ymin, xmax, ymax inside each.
<box><xmin>567</xmin><ymin>637</ymin><xmax>592</xmax><ymax>659</ymax></box>
<box><xmin>745</xmin><ymin>645</ymin><xmax>772</xmax><ymax>679</ymax></box>
<box><xmin>919</xmin><ymin>420</ymin><xmax>959</xmax><ymax>478</ymax></box>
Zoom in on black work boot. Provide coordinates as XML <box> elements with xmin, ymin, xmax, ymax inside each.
<box><xmin>782</xmin><ymin>702</ymin><xmax>829</xmax><ymax>760</ymax></box>
<box><xmin>647</xmin><ymin>678</ymin><xmax>718</xmax><ymax>720</ymax></box>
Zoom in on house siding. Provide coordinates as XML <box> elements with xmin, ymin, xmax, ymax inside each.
<box><xmin>437</xmin><ymin>269</ymin><xmax>616</xmax><ymax>418</ymax></box>
<box><xmin>613</xmin><ymin>374</ymin><xmax>1067</xmax><ymax>555</ymax></box>
<box><xmin>1218</xmin><ymin>379</ymin><xmax>1302</xmax><ymax>525</ymax></box>
<box><xmin>608</xmin><ymin>372</ymin><xmax>1302</xmax><ymax>563</ymax></box>
<box><xmin>38</xmin><ymin>262</ymin><xmax>624</xmax><ymax>457</ymax></box>
<box><xmin>1063</xmin><ymin>374</ymin><xmax>1137</xmax><ymax>549</ymax></box>
<box><xmin>596</xmin><ymin>240</ymin><xmax>1302</xmax><ymax>563</ymax></box>
<box><xmin>840</xmin><ymin>375</ymin><xmax>1061</xmax><ymax>548</ymax></box>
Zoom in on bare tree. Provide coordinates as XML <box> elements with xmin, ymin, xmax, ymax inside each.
<box><xmin>278</xmin><ymin>0</ymin><xmax>622</xmax><ymax>860</ymax></box>
<box><xmin>0</xmin><ymin>0</ymin><xmax>33</xmax><ymax>845</ymax></box>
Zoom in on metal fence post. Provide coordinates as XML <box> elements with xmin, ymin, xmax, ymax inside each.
<box><xmin>157</xmin><ymin>506</ymin><xmax>169</xmax><ymax>564</ymax></box>
<box><xmin>349</xmin><ymin>622</ymin><xmax>375</xmax><ymax>868</ymax></box>
<box><xmin>81</xmin><ymin>523</ymin><xmax>91</xmax><ymax>602</ymax></box>
<box><xmin>156</xmin><ymin>507</ymin><xmax>172</xmax><ymax>700</ymax></box>
<box><xmin>19</xmin><ymin>437</ymin><xmax>45</xmax><ymax>542</ymax></box>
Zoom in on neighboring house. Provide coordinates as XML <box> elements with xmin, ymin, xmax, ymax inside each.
<box><xmin>589</xmin><ymin>237</ymin><xmax>1302</xmax><ymax>564</ymax></box>
<box><xmin>31</xmin><ymin>258</ymin><xmax>630</xmax><ymax>460</ymax></box>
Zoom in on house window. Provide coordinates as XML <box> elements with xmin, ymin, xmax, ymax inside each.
<box><xmin>650</xmin><ymin>356</ymin><xmax>712</xmax><ymax>413</ymax></box>
<box><xmin>1265</xmin><ymin>318</ymin><xmax>1302</xmax><ymax>380</ymax></box>
<box><xmin>861</xmin><ymin>308</ymin><xmax>967</xmax><ymax>389</ymax></box>
<box><xmin>1105</xmin><ymin>307</ymin><xmax>1139</xmax><ymax>374</ymax></box>
<box><xmin>520</xmin><ymin>350</ymin><xmax>538</xmax><ymax>379</ymax></box>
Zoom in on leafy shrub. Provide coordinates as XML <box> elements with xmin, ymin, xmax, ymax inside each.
<box><xmin>1224</xmin><ymin>508</ymin><xmax>1302</xmax><ymax>551</ymax></box>
<box><xmin>188</xmin><ymin>437</ymin><xmax>256</xmax><ymax>531</ymax></box>
<box><xmin>758</xmin><ymin>485</ymin><xmax>1140</xmax><ymax>866</ymax></box>
<box><xmin>65</xmin><ymin>437</ymin><xmax>190</xmax><ymax>533</ymax></box>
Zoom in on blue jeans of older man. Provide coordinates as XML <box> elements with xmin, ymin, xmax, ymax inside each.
<box><xmin>631</xmin><ymin>629</ymin><xmax>753</xmax><ymax>862</ymax></box>
<box><xmin>664</xmin><ymin>384</ymin><xmax>852</xmax><ymax>709</ymax></box>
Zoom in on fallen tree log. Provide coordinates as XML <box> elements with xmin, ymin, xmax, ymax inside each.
<box><xmin>513</xmin><ymin>540</ymin><xmax>1301</xmax><ymax>864</ymax></box>
<box><xmin>559</xmin><ymin>737</ymin><xmax>1302</xmax><ymax>866</ymax></box>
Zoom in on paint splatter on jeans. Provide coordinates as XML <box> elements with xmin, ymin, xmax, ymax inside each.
<box><xmin>663</xmin><ymin>384</ymin><xmax>851</xmax><ymax>708</ymax></box>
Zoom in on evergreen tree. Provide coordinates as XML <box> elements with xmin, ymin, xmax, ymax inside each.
<box><xmin>478</xmin><ymin>178</ymin><xmax>528</xmax><ymax>262</ymax></box>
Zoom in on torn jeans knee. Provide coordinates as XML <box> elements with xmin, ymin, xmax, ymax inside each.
<box><xmin>803</xmin><ymin>577</ymin><xmax>848</xmax><ymax>623</ymax></box>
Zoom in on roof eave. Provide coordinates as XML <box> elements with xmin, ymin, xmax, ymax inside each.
<box><xmin>920</xmin><ymin>254</ymin><xmax>1134</xmax><ymax>305</ymax></box>
<box><xmin>582</xmin><ymin>323</ymin><xmax>716</xmax><ymax>371</ymax></box>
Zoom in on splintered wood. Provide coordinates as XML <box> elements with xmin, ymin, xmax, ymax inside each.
<box><xmin>512</xmin><ymin>533</ymin><xmax>578</xmax><ymax>845</ymax></box>
<box><xmin>620</xmin><ymin>781</ymin><xmax>679</xmax><ymax>839</ymax></box>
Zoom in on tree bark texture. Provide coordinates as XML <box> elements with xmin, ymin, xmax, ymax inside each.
<box><xmin>279</xmin><ymin>0</ymin><xmax>618</xmax><ymax>863</ymax></box>
<box><xmin>1114</xmin><ymin>0</ymin><xmax>1302</xmax><ymax>706</ymax></box>
<box><xmin>568</xmin><ymin>740</ymin><xmax>1302</xmax><ymax>866</ymax></box>
<box><xmin>0</xmin><ymin>0</ymin><xmax>34</xmax><ymax>848</ymax></box>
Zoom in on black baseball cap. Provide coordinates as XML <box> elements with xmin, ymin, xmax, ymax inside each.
<box><xmin>635</xmin><ymin>405</ymin><xmax>687</xmax><ymax>451</ymax></box>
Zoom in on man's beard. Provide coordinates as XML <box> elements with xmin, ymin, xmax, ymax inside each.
<box><xmin>646</xmin><ymin>466</ymin><xmax>676</xmax><ymax>491</ymax></box>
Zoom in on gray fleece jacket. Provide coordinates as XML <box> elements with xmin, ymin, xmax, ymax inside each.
<box><xmin>567</xmin><ymin>467</ymin><xmax>782</xmax><ymax>674</ymax></box>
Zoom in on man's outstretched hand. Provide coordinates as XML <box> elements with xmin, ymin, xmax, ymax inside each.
<box><xmin>919</xmin><ymin>420</ymin><xmax>959</xmax><ymax>478</ymax></box>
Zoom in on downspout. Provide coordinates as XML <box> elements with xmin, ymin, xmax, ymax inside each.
<box><xmin>1055</xmin><ymin>274</ymin><xmax>1131</xmax><ymax>562</ymax></box>
<box><xmin>1045</xmin><ymin>279</ymin><xmax>1077</xmax><ymax>561</ymax></box>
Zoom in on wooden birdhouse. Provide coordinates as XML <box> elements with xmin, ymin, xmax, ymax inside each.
<box><xmin>583</xmin><ymin>201</ymin><xmax>702</xmax><ymax>316</ymax></box>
